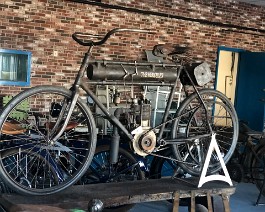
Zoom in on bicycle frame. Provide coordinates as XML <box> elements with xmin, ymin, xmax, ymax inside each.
<box><xmin>51</xmin><ymin>44</ymin><xmax>212</xmax><ymax>148</ymax></box>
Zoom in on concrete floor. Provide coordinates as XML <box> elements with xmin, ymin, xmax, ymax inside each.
<box><xmin>129</xmin><ymin>182</ymin><xmax>265</xmax><ymax>212</ymax></box>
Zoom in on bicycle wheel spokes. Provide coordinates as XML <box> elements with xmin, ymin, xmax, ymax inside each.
<box><xmin>80</xmin><ymin>145</ymin><xmax>144</xmax><ymax>184</ymax></box>
<box><xmin>0</xmin><ymin>86</ymin><xmax>96</xmax><ymax>195</ymax></box>
<box><xmin>172</xmin><ymin>89</ymin><xmax>238</xmax><ymax>176</ymax></box>
<box><xmin>1</xmin><ymin>149</ymin><xmax>59</xmax><ymax>190</ymax></box>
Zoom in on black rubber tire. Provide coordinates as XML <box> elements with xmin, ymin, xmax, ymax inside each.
<box><xmin>0</xmin><ymin>85</ymin><xmax>97</xmax><ymax>195</ymax></box>
<box><xmin>244</xmin><ymin>139</ymin><xmax>265</xmax><ymax>180</ymax></box>
<box><xmin>149</xmin><ymin>148</ymin><xmax>185</xmax><ymax>179</ymax></box>
<box><xmin>226</xmin><ymin>163</ymin><xmax>244</xmax><ymax>183</ymax></box>
<box><xmin>0</xmin><ymin>177</ymin><xmax>13</xmax><ymax>194</ymax></box>
<box><xmin>171</xmin><ymin>89</ymin><xmax>239</xmax><ymax>176</ymax></box>
<box><xmin>252</xmin><ymin>145</ymin><xmax>265</xmax><ymax>196</ymax></box>
<box><xmin>81</xmin><ymin>145</ymin><xmax>145</xmax><ymax>212</ymax></box>
<box><xmin>188</xmin><ymin>204</ymin><xmax>208</xmax><ymax>212</ymax></box>
<box><xmin>80</xmin><ymin>145</ymin><xmax>145</xmax><ymax>184</ymax></box>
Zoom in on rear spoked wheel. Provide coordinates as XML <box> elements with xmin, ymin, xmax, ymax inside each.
<box><xmin>172</xmin><ymin>89</ymin><xmax>238</xmax><ymax>176</ymax></box>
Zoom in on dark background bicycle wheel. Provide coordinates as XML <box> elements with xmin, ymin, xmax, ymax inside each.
<box><xmin>79</xmin><ymin>142</ymin><xmax>145</xmax><ymax>211</ymax></box>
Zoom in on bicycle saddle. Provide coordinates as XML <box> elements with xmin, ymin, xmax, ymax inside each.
<box><xmin>152</xmin><ymin>44</ymin><xmax>189</xmax><ymax>57</ymax></box>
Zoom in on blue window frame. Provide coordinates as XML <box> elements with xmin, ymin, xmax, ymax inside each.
<box><xmin>0</xmin><ymin>49</ymin><xmax>31</xmax><ymax>86</ymax></box>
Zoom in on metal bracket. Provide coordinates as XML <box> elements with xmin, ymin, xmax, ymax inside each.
<box><xmin>121</xmin><ymin>64</ymin><xmax>129</xmax><ymax>79</ymax></box>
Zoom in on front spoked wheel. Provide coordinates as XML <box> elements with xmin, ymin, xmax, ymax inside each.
<box><xmin>172</xmin><ymin>89</ymin><xmax>239</xmax><ymax>176</ymax></box>
<box><xmin>0</xmin><ymin>86</ymin><xmax>97</xmax><ymax>195</ymax></box>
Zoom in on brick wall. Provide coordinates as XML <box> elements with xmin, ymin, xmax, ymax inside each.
<box><xmin>0</xmin><ymin>0</ymin><xmax>265</xmax><ymax>95</ymax></box>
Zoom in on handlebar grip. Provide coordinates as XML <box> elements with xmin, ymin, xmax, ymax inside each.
<box><xmin>72</xmin><ymin>33</ymin><xmax>94</xmax><ymax>46</ymax></box>
<box><xmin>94</xmin><ymin>28</ymin><xmax>154</xmax><ymax>46</ymax></box>
<box><xmin>72</xmin><ymin>28</ymin><xmax>155</xmax><ymax>47</ymax></box>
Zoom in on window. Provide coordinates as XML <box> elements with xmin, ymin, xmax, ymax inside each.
<box><xmin>0</xmin><ymin>49</ymin><xmax>31</xmax><ymax>86</ymax></box>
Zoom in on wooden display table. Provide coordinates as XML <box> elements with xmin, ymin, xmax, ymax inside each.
<box><xmin>0</xmin><ymin>178</ymin><xmax>235</xmax><ymax>212</ymax></box>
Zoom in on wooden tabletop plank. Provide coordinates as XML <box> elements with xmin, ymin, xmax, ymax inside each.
<box><xmin>0</xmin><ymin>178</ymin><xmax>236</xmax><ymax>211</ymax></box>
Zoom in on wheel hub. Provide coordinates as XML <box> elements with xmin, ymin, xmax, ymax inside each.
<box><xmin>133</xmin><ymin>131</ymin><xmax>156</xmax><ymax>156</ymax></box>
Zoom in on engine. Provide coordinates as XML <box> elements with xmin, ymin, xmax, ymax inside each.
<box><xmin>120</xmin><ymin>97</ymin><xmax>156</xmax><ymax>156</ymax></box>
<box><xmin>125</xmin><ymin>97</ymin><xmax>151</xmax><ymax>131</ymax></box>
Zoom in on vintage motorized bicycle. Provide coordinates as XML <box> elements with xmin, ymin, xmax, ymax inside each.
<box><xmin>0</xmin><ymin>28</ymin><xmax>238</xmax><ymax>195</ymax></box>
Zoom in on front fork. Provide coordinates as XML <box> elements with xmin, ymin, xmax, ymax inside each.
<box><xmin>49</xmin><ymin>48</ymin><xmax>93</xmax><ymax>143</ymax></box>
<box><xmin>50</xmin><ymin>86</ymin><xmax>80</xmax><ymax>143</ymax></box>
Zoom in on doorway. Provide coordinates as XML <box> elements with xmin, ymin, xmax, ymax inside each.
<box><xmin>216</xmin><ymin>46</ymin><xmax>265</xmax><ymax>131</ymax></box>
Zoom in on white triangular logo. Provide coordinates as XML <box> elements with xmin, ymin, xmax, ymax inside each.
<box><xmin>198</xmin><ymin>133</ymin><xmax>233</xmax><ymax>188</ymax></box>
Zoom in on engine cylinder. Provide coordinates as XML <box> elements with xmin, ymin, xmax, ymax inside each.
<box><xmin>87</xmin><ymin>61</ymin><xmax>179</xmax><ymax>83</ymax></box>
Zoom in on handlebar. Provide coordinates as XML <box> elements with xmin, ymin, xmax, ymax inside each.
<box><xmin>72</xmin><ymin>28</ymin><xmax>154</xmax><ymax>46</ymax></box>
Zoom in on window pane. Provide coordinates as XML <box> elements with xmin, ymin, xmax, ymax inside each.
<box><xmin>0</xmin><ymin>53</ymin><xmax>28</xmax><ymax>82</ymax></box>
